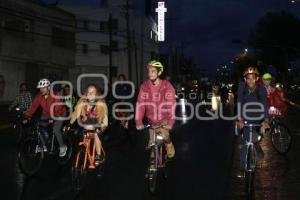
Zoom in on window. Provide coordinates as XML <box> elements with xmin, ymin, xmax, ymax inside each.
<box><xmin>82</xmin><ymin>44</ymin><xmax>88</xmax><ymax>54</ymax></box>
<box><xmin>83</xmin><ymin>20</ymin><xmax>89</xmax><ymax>30</ymax></box>
<box><xmin>100</xmin><ymin>0</ymin><xmax>108</xmax><ymax>7</ymax></box>
<box><xmin>100</xmin><ymin>45</ymin><xmax>110</xmax><ymax>54</ymax></box>
<box><xmin>100</xmin><ymin>21</ymin><xmax>108</xmax><ymax>32</ymax></box>
<box><xmin>111</xmin><ymin>40</ymin><xmax>118</xmax><ymax>51</ymax></box>
<box><xmin>111</xmin><ymin>19</ymin><xmax>118</xmax><ymax>32</ymax></box>
<box><xmin>4</xmin><ymin>20</ymin><xmax>25</xmax><ymax>37</ymax></box>
<box><xmin>100</xmin><ymin>19</ymin><xmax>118</xmax><ymax>33</ymax></box>
<box><xmin>52</xmin><ymin>27</ymin><xmax>75</xmax><ymax>50</ymax></box>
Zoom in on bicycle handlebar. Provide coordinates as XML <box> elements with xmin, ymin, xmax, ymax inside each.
<box><xmin>140</xmin><ymin>124</ymin><xmax>165</xmax><ymax>130</ymax></box>
<box><xmin>243</xmin><ymin>123</ymin><xmax>261</xmax><ymax>128</ymax></box>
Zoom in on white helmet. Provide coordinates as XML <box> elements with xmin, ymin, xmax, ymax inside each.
<box><xmin>37</xmin><ymin>78</ymin><xmax>51</xmax><ymax>88</ymax></box>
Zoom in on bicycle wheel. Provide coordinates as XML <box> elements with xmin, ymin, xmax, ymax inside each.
<box><xmin>245</xmin><ymin>146</ymin><xmax>256</xmax><ymax>195</ymax></box>
<box><xmin>18</xmin><ymin>135</ymin><xmax>44</xmax><ymax>176</ymax></box>
<box><xmin>148</xmin><ymin>146</ymin><xmax>160</xmax><ymax>194</ymax></box>
<box><xmin>271</xmin><ymin>123</ymin><xmax>292</xmax><ymax>155</ymax></box>
<box><xmin>149</xmin><ymin>169</ymin><xmax>158</xmax><ymax>193</ymax></box>
<box><xmin>57</xmin><ymin>135</ymin><xmax>73</xmax><ymax>165</ymax></box>
<box><xmin>15</xmin><ymin>124</ymin><xmax>23</xmax><ymax>144</ymax></box>
<box><xmin>71</xmin><ymin>147</ymin><xmax>87</xmax><ymax>191</ymax></box>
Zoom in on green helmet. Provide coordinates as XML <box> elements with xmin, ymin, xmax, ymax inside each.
<box><xmin>147</xmin><ymin>60</ymin><xmax>164</xmax><ymax>76</ymax></box>
<box><xmin>262</xmin><ymin>73</ymin><xmax>272</xmax><ymax>80</ymax></box>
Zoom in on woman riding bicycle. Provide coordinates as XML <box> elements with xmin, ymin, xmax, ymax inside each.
<box><xmin>67</xmin><ymin>84</ymin><xmax>108</xmax><ymax>166</ymax></box>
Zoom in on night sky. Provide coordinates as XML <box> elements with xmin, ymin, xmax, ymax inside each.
<box><xmin>46</xmin><ymin>0</ymin><xmax>300</xmax><ymax>72</ymax></box>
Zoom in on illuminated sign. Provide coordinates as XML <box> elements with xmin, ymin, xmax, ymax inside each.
<box><xmin>156</xmin><ymin>1</ymin><xmax>167</xmax><ymax>42</ymax></box>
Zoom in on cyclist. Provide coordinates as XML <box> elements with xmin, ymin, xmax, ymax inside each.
<box><xmin>135</xmin><ymin>60</ymin><xmax>176</xmax><ymax>165</ymax></box>
<box><xmin>262</xmin><ymin>73</ymin><xmax>287</xmax><ymax>116</ymax></box>
<box><xmin>237</xmin><ymin>67</ymin><xmax>270</xmax><ymax>178</ymax></box>
<box><xmin>66</xmin><ymin>84</ymin><xmax>108</xmax><ymax>166</ymax></box>
<box><xmin>23</xmin><ymin>79</ymin><xmax>68</xmax><ymax>157</ymax></box>
<box><xmin>9</xmin><ymin>83</ymin><xmax>32</xmax><ymax>114</ymax></box>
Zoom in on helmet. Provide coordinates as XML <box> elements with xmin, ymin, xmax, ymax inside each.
<box><xmin>262</xmin><ymin>73</ymin><xmax>272</xmax><ymax>80</ymax></box>
<box><xmin>147</xmin><ymin>60</ymin><xmax>164</xmax><ymax>76</ymax></box>
<box><xmin>243</xmin><ymin>67</ymin><xmax>259</xmax><ymax>77</ymax></box>
<box><xmin>37</xmin><ymin>78</ymin><xmax>51</xmax><ymax>88</ymax></box>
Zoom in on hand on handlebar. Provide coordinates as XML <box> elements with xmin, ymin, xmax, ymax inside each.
<box><xmin>63</xmin><ymin>123</ymin><xmax>71</xmax><ymax>132</ymax></box>
<box><xmin>22</xmin><ymin>117</ymin><xmax>31</xmax><ymax>124</ymax></box>
<box><xmin>260</xmin><ymin>121</ymin><xmax>270</xmax><ymax>134</ymax></box>
<box><xmin>237</xmin><ymin>120</ymin><xmax>244</xmax><ymax>130</ymax></box>
<box><xmin>136</xmin><ymin>125</ymin><xmax>145</xmax><ymax>131</ymax></box>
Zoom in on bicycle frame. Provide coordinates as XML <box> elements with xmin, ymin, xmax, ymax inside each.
<box><xmin>74</xmin><ymin>131</ymin><xmax>106</xmax><ymax>170</ymax></box>
<box><xmin>151</xmin><ymin>127</ymin><xmax>164</xmax><ymax>169</ymax></box>
<box><xmin>244</xmin><ymin>123</ymin><xmax>261</xmax><ymax>171</ymax></box>
<box><xmin>75</xmin><ymin>133</ymin><xmax>97</xmax><ymax>170</ymax></box>
<box><xmin>145</xmin><ymin>124</ymin><xmax>165</xmax><ymax>171</ymax></box>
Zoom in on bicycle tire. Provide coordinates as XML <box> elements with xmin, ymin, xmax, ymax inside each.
<box><xmin>71</xmin><ymin>147</ymin><xmax>87</xmax><ymax>191</ymax></box>
<box><xmin>245</xmin><ymin>146</ymin><xmax>255</xmax><ymax>196</ymax></box>
<box><xmin>15</xmin><ymin>124</ymin><xmax>23</xmax><ymax>144</ymax></box>
<box><xmin>18</xmin><ymin>135</ymin><xmax>44</xmax><ymax>176</ymax></box>
<box><xmin>271</xmin><ymin>123</ymin><xmax>292</xmax><ymax>155</ymax></box>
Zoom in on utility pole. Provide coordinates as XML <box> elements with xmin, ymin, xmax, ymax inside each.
<box><xmin>140</xmin><ymin>18</ymin><xmax>144</xmax><ymax>85</ymax></box>
<box><xmin>133</xmin><ymin>31</ymin><xmax>138</xmax><ymax>85</ymax></box>
<box><xmin>108</xmin><ymin>13</ymin><xmax>113</xmax><ymax>84</ymax></box>
<box><xmin>125</xmin><ymin>0</ymin><xmax>132</xmax><ymax>81</ymax></box>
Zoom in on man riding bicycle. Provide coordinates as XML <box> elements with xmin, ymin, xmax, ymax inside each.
<box><xmin>237</xmin><ymin>67</ymin><xmax>270</xmax><ymax>178</ymax></box>
<box><xmin>23</xmin><ymin>78</ymin><xmax>68</xmax><ymax>157</ymax></box>
<box><xmin>135</xmin><ymin>60</ymin><xmax>176</xmax><ymax>164</ymax></box>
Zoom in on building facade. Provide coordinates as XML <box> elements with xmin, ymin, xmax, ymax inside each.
<box><xmin>0</xmin><ymin>0</ymin><xmax>75</xmax><ymax>102</ymax></box>
<box><xmin>62</xmin><ymin>0</ymin><xmax>159</xmax><ymax>89</ymax></box>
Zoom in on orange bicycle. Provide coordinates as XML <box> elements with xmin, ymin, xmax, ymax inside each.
<box><xmin>70</xmin><ymin>129</ymin><xmax>105</xmax><ymax>191</ymax></box>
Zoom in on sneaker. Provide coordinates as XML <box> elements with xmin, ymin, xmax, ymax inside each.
<box><xmin>59</xmin><ymin>145</ymin><xmax>68</xmax><ymax>157</ymax></box>
<box><xmin>36</xmin><ymin>146</ymin><xmax>44</xmax><ymax>153</ymax></box>
<box><xmin>95</xmin><ymin>154</ymin><xmax>105</xmax><ymax>166</ymax></box>
<box><xmin>43</xmin><ymin>146</ymin><xmax>48</xmax><ymax>152</ymax></box>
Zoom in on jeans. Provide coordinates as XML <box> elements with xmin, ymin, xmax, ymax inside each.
<box><xmin>40</xmin><ymin>116</ymin><xmax>65</xmax><ymax>148</ymax></box>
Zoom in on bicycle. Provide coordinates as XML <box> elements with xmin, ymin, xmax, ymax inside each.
<box><xmin>268</xmin><ymin>106</ymin><xmax>292</xmax><ymax>155</ymax></box>
<box><xmin>142</xmin><ymin>124</ymin><xmax>168</xmax><ymax>194</ymax></box>
<box><xmin>18</xmin><ymin>119</ymin><xmax>73</xmax><ymax>176</ymax></box>
<box><xmin>70</xmin><ymin>129</ymin><xmax>106</xmax><ymax>191</ymax></box>
<box><xmin>242</xmin><ymin>122</ymin><xmax>262</xmax><ymax>195</ymax></box>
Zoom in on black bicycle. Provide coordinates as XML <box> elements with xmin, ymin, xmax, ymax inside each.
<box><xmin>242</xmin><ymin>122</ymin><xmax>262</xmax><ymax>195</ymax></box>
<box><xmin>269</xmin><ymin>106</ymin><xmax>292</xmax><ymax>155</ymax></box>
<box><xmin>142</xmin><ymin>124</ymin><xmax>168</xmax><ymax>194</ymax></box>
<box><xmin>18</xmin><ymin>119</ymin><xmax>73</xmax><ymax>176</ymax></box>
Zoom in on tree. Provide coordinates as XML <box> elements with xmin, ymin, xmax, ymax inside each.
<box><xmin>251</xmin><ymin>11</ymin><xmax>300</xmax><ymax>73</ymax></box>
